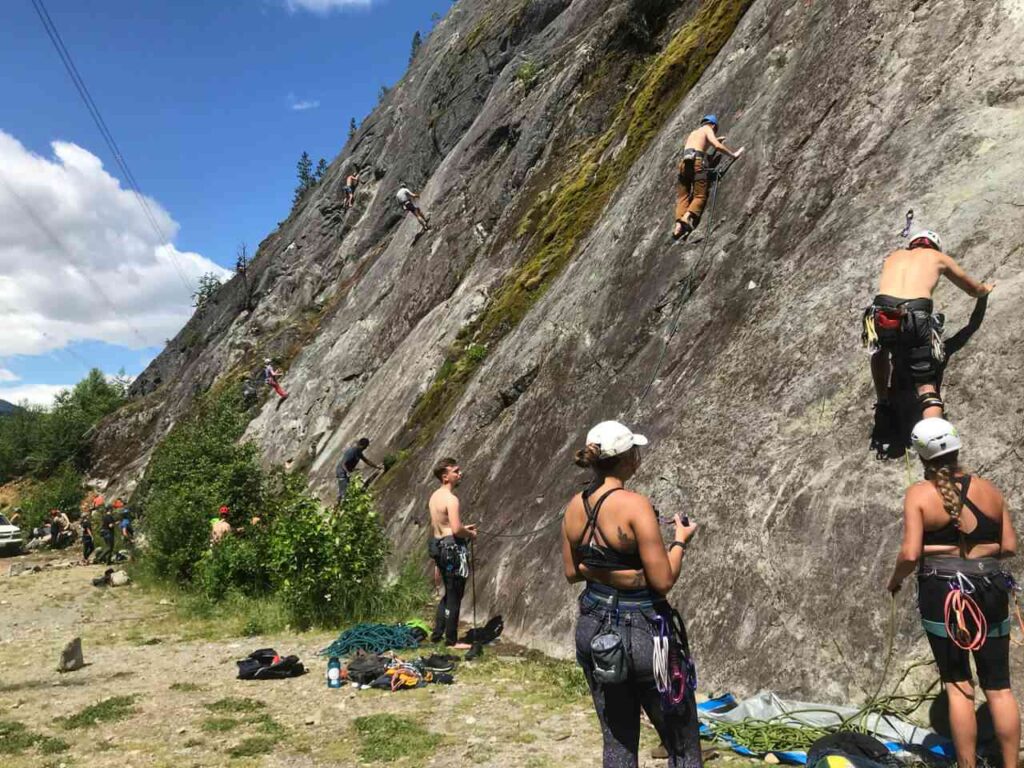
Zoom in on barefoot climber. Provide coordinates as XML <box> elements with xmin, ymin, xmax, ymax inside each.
<box><xmin>887</xmin><ymin>418</ymin><xmax>1019</xmax><ymax>768</ymax></box>
<box><xmin>562</xmin><ymin>420</ymin><xmax>702</xmax><ymax>767</ymax></box>
<box><xmin>672</xmin><ymin>114</ymin><xmax>744</xmax><ymax>241</ymax></box>
<box><xmin>428</xmin><ymin>457</ymin><xmax>477</xmax><ymax>648</ymax></box>
<box><xmin>396</xmin><ymin>183</ymin><xmax>430</xmax><ymax>232</ymax></box>
<box><xmin>863</xmin><ymin>229</ymin><xmax>993</xmax><ymax>422</ymax></box>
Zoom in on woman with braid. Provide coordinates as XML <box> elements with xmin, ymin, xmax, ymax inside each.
<box><xmin>888</xmin><ymin>418</ymin><xmax>1019</xmax><ymax>768</ymax></box>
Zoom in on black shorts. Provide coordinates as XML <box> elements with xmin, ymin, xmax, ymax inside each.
<box><xmin>918</xmin><ymin>564</ymin><xmax>1012</xmax><ymax>689</ymax></box>
<box><xmin>402</xmin><ymin>200</ymin><xmax>417</xmax><ymax>213</ymax></box>
<box><xmin>870</xmin><ymin>295</ymin><xmax>942</xmax><ymax>384</ymax></box>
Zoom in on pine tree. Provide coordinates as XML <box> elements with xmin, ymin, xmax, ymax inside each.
<box><xmin>348</xmin><ymin>118</ymin><xmax>357</xmax><ymax>141</ymax></box>
<box><xmin>409</xmin><ymin>31</ymin><xmax>422</xmax><ymax>64</ymax></box>
<box><xmin>315</xmin><ymin>158</ymin><xmax>328</xmax><ymax>181</ymax></box>
<box><xmin>235</xmin><ymin>243</ymin><xmax>252</xmax><ymax>311</ymax></box>
<box><xmin>294</xmin><ymin>151</ymin><xmax>314</xmax><ymax>204</ymax></box>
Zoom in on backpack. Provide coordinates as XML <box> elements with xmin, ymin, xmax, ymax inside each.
<box><xmin>344</xmin><ymin>651</ymin><xmax>388</xmax><ymax>685</ymax></box>
<box><xmin>236</xmin><ymin>648</ymin><xmax>305</xmax><ymax>680</ymax></box>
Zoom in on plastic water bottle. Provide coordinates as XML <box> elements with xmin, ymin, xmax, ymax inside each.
<box><xmin>327</xmin><ymin>657</ymin><xmax>342</xmax><ymax>689</ymax></box>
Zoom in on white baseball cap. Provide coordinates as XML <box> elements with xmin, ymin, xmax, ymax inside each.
<box><xmin>911</xmin><ymin>417</ymin><xmax>962</xmax><ymax>460</ymax></box>
<box><xmin>586</xmin><ymin>421</ymin><xmax>649</xmax><ymax>458</ymax></box>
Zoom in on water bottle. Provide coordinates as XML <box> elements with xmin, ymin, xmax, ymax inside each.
<box><xmin>327</xmin><ymin>656</ymin><xmax>342</xmax><ymax>689</ymax></box>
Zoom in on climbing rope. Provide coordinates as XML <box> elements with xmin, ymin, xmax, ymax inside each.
<box><xmin>318</xmin><ymin>623</ymin><xmax>421</xmax><ymax>657</ymax></box>
<box><xmin>631</xmin><ymin>155</ymin><xmax>736</xmax><ymax>418</ymax></box>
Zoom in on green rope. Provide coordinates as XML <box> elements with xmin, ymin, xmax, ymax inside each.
<box><xmin>318</xmin><ymin>623</ymin><xmax>421</xmax><ymax>657</ymax></box>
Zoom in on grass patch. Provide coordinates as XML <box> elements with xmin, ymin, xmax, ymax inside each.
<box><xmin>460</xmin><ymin>652</ymin><xmax>589</xmax><ymax>708</ymax></box>
<box><xmin>169</xmin><ymin>681</ymin><xmax>205</xmax><ymax>693</ymax></box>
<box><xmin>205</xmin><ymin>697</ymin><xmax>265</xmax><ymax>715</ymax></box>
<box><xmin>62</xmin><ymin>695</ymin><xmax>137</xmax><ymax>729</ymax></box>
<box><xmin>228</xmin><ymin>736</ymin><xmax>276</xmax><ymax>758</ymax></box>
<box><xmin>201</xmin><ymin>717</ymin><xmax>242</xmax><ymax>733</ymax></box>
<box><xmin>400</xmin><ymin>0</ymin><xmax>754</xmax><ymax>450</ymax></box>
<box><xmin>354</xmin><ymin>714</ymin><xmax>442</xmax><ymax>763</ymax></box>
<box><xmin>247</xmin><ymin>712</ymin><xmax>285</xmax><ymax>736</ymax></box>
<box><xmin>515</xmin><ymin>59</ymin><xmax>541</xmax><ymax>92</ymax></box>
<box><xmin>0</xmin><ymin>719</ymin><xmax>72</xmax><ymax>756</ymax></box>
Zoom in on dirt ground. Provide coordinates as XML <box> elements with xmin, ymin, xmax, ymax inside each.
<box><xmin>0</xmin><ymin>549</ymin><xmax>757</xmax><ymax>768</ymax></box>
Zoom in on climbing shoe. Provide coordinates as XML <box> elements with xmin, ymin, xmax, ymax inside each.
<box><xmin>420</xmin><ymin>654</ymin><xmax>456</xmax><ymax>673</ymax></box>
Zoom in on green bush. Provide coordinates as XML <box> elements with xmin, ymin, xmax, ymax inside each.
<box><xmin>195</xmin><ymin>533</ymin><xmax>272</xmax><ymax>600</ymax></box>
<box><xmin>515</xmin><ymin>60</ymin><xmax>541</xmax><ymax>92</ymax></box>
<box><xmin>19</xmin><ymin>463</ymin><xmax>84</xmax><ymax>532</ymax></box>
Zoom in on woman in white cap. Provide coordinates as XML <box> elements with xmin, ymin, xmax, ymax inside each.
<box><xmin>561</xmin><ymin>420</ymin><xmax>700</xmax><ymax>768</ymax></box>
<box><xmin>887</xmin><ymin>417</ymin><xmax>1018</xmax><ymax>768</ymax></box>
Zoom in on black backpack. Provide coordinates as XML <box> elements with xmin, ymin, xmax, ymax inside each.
<box><xmin>236</xmin><ymin>648</ymin><xmax>305</xmax><ymax>680</ymax></box>
<box><xmin>345</xmin><ymin>651</ymin><xmax>388</xmax><ymax>685</ymax></box>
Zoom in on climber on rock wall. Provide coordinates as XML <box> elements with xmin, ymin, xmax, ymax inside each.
<box><xmin>343</xmin><ymin>169</ymin><xmax>361</xmax><ymax>209</ymax></box>
<box><xmin>672</xmin><ymin>114</ymin><xmax>743</xmax><ymax>241</ymax></box>
<box><xmin>396</xmin><ymin>183</ymin><xmax>431</xmax><ymax>232</ymax></box>
<box><xmin>863</xmin><ymin>230</ymin><xmax>992</xmax><ymax>453</ymax></box>
<box><xmin>263</xmin><ymin>358</ymin><xmax>289</xmax><ymax>401</ymax></box>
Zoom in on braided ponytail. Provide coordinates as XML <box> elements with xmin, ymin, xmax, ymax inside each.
<box><xmin>924</xmin><ymin>454</ymin><xmax>963</xmax><ymax>527</ymax></box>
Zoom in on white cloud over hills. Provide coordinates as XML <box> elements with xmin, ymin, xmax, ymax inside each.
<box><xmin>0</xmin><ymin>131</ymin><xmax>231</xmax><ymax>357</ymax></box>
<box><xmin>284</xmin><ymin>0</ymin><xmax>373</xmax><ymax>14</ymax></box>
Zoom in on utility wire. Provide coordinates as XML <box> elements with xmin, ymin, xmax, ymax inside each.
<box><xmin>29</xmin><ymin>0</ymin><xmax>196</xmax><ymax>295</ymax></box>
<box><xmin>0</xmin><ymin>170</ymin><xmax>152</xmax><ymax>350</ymax></box>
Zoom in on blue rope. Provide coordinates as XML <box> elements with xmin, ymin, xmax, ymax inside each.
<box><xmin>318</xmin><ymin>623</ymin><xmax>421</xmax><ymax>657</ymax></box>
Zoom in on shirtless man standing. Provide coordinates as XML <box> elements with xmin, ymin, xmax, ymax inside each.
<box><xmin>672</xmin><ymin>114</ymin><xmax>744</xmax><ymax>240</ymax></box>
<box><xmin>865</xmin><ymin>229</ymin><xmax>993</xmax><ymax>419</ymax></box>
<box><xmin>428</xmin><ymin>457</ymin><xmax>477</xmax><ymax>648</ymax></box>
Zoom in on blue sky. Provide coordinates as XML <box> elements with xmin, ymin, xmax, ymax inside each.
<box><xmin>0</xmin><ymin>0</ymin><xmax>451</xmax><ymax>405</ymax></box>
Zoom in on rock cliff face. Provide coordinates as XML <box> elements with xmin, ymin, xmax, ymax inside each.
<box><xmin>91</xmin><ymin>0</ymin><xmax>1024</xmax><ymax>699</ymax></box>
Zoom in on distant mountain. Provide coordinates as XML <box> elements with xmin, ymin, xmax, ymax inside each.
<box><xmin>0</xmin><ymin>399</ymin><xmax>20</xmax><ymax>416</ymax></box>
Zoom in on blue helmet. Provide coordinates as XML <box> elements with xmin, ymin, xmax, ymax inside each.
<box><xmin>700</xmin><ymin>114</ymin><xmax>719</xmax><ymax>127</ymax></box>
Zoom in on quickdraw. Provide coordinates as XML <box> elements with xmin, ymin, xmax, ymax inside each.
<box><xmin>652</xmin><ymin>612</ymin><xmax>695</xmax><ymax>708</ymax></box>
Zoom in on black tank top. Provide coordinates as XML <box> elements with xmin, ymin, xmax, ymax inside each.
<box><xmin>574</xmin><ymin>488</ymin><xmax>645</xmax><ymax>571</ymax></box>
<box><xmin>922</xmin><ymin>475</ymin><xmax>1001</xmax><ymax>547</ymax></box>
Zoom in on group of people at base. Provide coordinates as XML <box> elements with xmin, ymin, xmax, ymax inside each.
<box><xmin>558</xmin><ymin>417</ymin><xmax>1018</xmax><ymax>768</ymax></box>
<box><xmin>79</xmin><ymin>496</ymin><xmax>131</xmax><ymax>564</ymax></box>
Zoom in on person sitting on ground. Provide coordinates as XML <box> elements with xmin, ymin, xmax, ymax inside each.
<box><xmin>263</xmin><ymin>358</ymin><xmax>289</xmax><ymax>401</ymax></box>
<box><xmin>98</xmin><ymin>506</ymin><xmax>117</xmax><ymax>564</ymax></box>
<box><xmin>672</xmin><ymin>114</ymin><xmax>744</xmax><ymax>241</ymax></box>
<box><xmin>864</xmin><ymin>230</ymin><xmax>993</xmax><ymax>423</ymax></box>
<box><xmin>49</xmin><ymin>509</ymin><xmax>72</xmax><ymax>548</ymax></box>
<box><xmin>211</xmin><ymin>506</ymin><xmax>232</xmax><ymax>544</ymax></box>
<box><xmin>428</xmin><ymin>457</ymin><xmax>477</xmax><ymax>649</ymax></box>
<box><xmin>80</xmin><ymin>512</ymin><xmax>94</xmax><ymax>563</ymax></box>
<box><xmin>335</xmin><ymin>437</ymin><xmax>383</xmax><ymax>503</ymax></box>
<box><xmin>396</xmin><ymin>183</ymin><xmax>430</xmax><ymax>232</ymax></box>
<box><xmin>561</xmin><ymin>420</ymin><xmax>701</xmax><ymax>767</ymax></box>
<box><xmin>887</xmin><ymin>418</ymin><xmax>1018</xmax><ymax>768</ymax></box>
<box><xmin>343</xmin><ymin>170</ymin><xmax>361</xmax><ymax>208</ymax></box>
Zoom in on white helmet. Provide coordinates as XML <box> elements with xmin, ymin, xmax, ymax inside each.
<box><xmin>911</xmin><ymin>417</ymin><xmax>961</xmax><ymax>460</ymax></box>
<box><xmin>264</xmin><ymin>358</ymin><xmax>271</xmax><ymax>364</ymax></box>
<box><xmin>908</xmin><ymin>228</ymin><xmax>942</xmax><ymax>251</ymax></box>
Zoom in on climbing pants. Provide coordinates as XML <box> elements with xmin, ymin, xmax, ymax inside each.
<box><xmin>268</xmin><ymin>379</ymin><xmax>288</xmax><ymax>399</ymax></box>
<box><xmin>675</xmin><ymin>153</ymin><xmax>708</xmax><ymax>227</ymax></box>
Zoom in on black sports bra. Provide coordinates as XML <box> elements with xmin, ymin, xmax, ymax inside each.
<box><xmin>574</xmin><ymin>488</ymin><xmax>645</xmax><ymax>571</ymax></box>
<box><xmin>922</xmin><ymin>475</ymin><xmax>1001</xmax><ymax>547</ymax></box>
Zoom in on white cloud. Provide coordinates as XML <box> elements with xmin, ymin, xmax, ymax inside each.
<box><xmin>0</xmin><ymin>383</ymin><xmax>71</xmax><ymax>407</ymax></box>
<box><xmin>291</xmin><ymin>99</ymin><xmax>321</xmax><ymax>111</ymax></box>
<box><xmin>0</xmin><ymin>131</ymin><xmax>232</xmax><ymax>356</ymax></box>
<box><xmin>0</xmin><ymin>368</ymin><xmax>19</xmax><ymax>383</ymax></box>
<box><xmin>284</xmin><ymin>0</ymin><xmax>373</xmax><ymax>14</ymax></box>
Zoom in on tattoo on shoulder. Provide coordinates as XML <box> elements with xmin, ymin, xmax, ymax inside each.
<box><xmin>617</xmin><ymin>526</ymin><xmax>631</xmax><ymax>546</ymax></box>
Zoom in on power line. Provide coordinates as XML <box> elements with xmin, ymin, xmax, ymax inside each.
<box><xmin>29</xmin><ymin>0</ymin><xmax>196</xmax><ymax>295</ymax></box>
<box><xmin>0</xmin><ymin>170</ymin><xmax>153</xmax><ymax>351</ymax></box>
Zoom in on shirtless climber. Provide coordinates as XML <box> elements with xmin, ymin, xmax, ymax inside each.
<box><xmin>263</xmin><ymin>358</ymin><xmax>288</xmax><ymax>401</ymax></box>
<box><xmin>672</xmin><ymin>114</ymin><xmax>744</xmax><ymax>241</ymax></box>
<box><xmin>343</xmin><ymin>170</ymin><xmax>361</xmax><ymax>209</ymax></box>
<box><xmin>428</xmin><ymin>457</ymin><xmax>477</xmax><ymax>648</ymax></box>
<box><xmin>396</xmin><ymin>183</ymin><xmax>430</xmax><ymax>232</ymax></box>
<box><xmin>864</xmin><ymin>229</ymin><xmax>993</xmax><ymax>422</ymax></box>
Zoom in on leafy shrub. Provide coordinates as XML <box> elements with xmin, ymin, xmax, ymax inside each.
<box><xmin>195</xmin><ymin>532</ymin><xmax>272</xmax><ymax>600</ymax></box>
<box><xmin>19</xmin><ymin>463</ymin><xmax>84</xmax><ymax>532</ymax></box>
<box><xmin>515</xmin><ymin>59</ymin><xmax>541</xmax><ymax>92</ymax></box>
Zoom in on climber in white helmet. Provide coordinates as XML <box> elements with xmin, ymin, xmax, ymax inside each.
<box><xmin>263</xmin><ymin>358</ymin><xmax>288</xmax><ymax>401</ymax></box>
<box><xmin>862</xmin><ymin>228</ymin><xmax>993</xmax><ymax>432</ymax></box>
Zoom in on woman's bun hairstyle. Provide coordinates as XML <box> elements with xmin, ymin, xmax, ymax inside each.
<box><xmin>574</xmin><ymin>443</ymin><xmax>602</xmax><ymax>468</ymax></box>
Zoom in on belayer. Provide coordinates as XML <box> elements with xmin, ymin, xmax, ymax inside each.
<box><xmin>428</xmin><ymin>457</ymin><xmax>477</xmax><ymax>649</ymax></box>
<box><xmin>263</xmin><ymin>358</ymin><xmax>289</xmax><ymax>401</ymax></box>
<box><xmin>672</xmin><ymin>114</ymin><xmax>743</xmax><ymax>241</ymax></box>
<box><xmin>561</xmin><ymin>420</ymin><xmax>701</xmax><ymax>767</ymax></box>
<box><xmin>887</xmin><ymin>418</ymin><xmax>1019</xmax><ymax>768</ymax></box>
<box><xmin>863</xmin><ymin>230</ymin><xmax>992</xmax><ymax>430</ymax></box>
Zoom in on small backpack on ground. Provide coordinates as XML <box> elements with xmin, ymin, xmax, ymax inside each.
<box><xmin>236</xmin><ymin>648</ymin><xmax>305</xmax><ymax>680</ymax></box>
<box><xmin>344</xmin><ymin>651</ymin><xmax>387</xmax><ymax>685</ymax></box>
